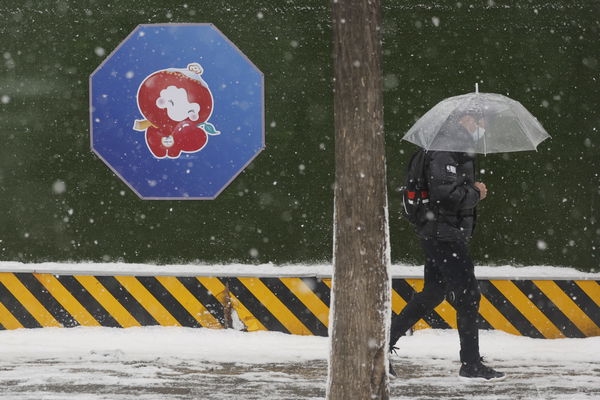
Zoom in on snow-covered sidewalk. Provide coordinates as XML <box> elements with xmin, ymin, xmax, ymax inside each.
<box><xmin>0</xmin><ymin>326</ymin><xmax>598</xmax><ymax>399</ymax></box>
<box><xmin>1</xmin><ymin>261</ymin><xmax>598</xmax><ymax>280</ymax></box>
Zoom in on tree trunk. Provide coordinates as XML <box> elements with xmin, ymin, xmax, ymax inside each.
<box><xmin>327</xmin><ymin>1</ymin><xmax>390</xmax><ymax>399</ymax></box>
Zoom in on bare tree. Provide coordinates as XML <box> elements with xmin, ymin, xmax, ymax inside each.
<box><xmin>327</xmin><ymin>0</ymin><xmax>391</xmax><ymax>399</ymax></box>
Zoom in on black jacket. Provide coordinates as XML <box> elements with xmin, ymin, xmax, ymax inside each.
<box><xmin>417</xmin><ymin>150</ymin><xmax>480</xmax><ymax>242</ymax></box>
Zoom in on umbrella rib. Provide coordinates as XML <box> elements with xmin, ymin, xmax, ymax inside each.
<box><xmin>507</xmin><ymin>101</ymin><xmax>538</xmax><ymax>150</ymax></box>
<box><xmin>478</xmin><ymin>92</ymin><xmax>487</xmax><ymax>155</ymax></box>
<box><xmin>423</xmin><ymin>107</ymin><xmax>455</xmax><ymax>152</ymax></box>
<box><xmin>427</xmin><ymin>111</ymin><xmax>454</xmax><ymax>152</ymax></box>
<box><xmin>427</xmin><ymin>96</ymin><xmax>473</xmax><ymax>152</ymax></box>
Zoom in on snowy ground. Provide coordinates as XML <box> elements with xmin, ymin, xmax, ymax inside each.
<box><xmin>1</xmin><ymin>261</ymin><xmax>598</xmax><ymax>280</ymax></box>
<box><xmin>0</xmin><ymin>327</ymin><xmax>598</xmax><ymax>400</ymax></box>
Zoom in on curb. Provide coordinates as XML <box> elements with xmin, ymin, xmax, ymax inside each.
<box><xmin>0</xmin><ymin>272</ymin><xmax>598</xmax><ymax>338</ymax></box>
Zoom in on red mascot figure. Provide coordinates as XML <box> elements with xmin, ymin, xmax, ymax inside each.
<box><xmin>133</xmin><ymin>63</ymin><xmax>220</xmax><ymax>158</ymax></box>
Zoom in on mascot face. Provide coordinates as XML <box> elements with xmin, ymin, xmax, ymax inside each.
<box><xmin>134</xmin><ymin>63</ymin><xmax>219</xmax><ymax>159</ymax></box>
<box><xmin>155</xmin><ymin>86</ymin><xmax>201</xmax><ymax>122</ymax></box>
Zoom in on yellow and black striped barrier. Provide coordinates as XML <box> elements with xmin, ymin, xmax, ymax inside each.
<box><xmin>0</xmin><ymin>272</ymin><xmax>598</xmax><ymax>338</ymax></box>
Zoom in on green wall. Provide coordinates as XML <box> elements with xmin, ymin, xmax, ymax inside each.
<box><xmin>0</xmin><ymin>1</ymin><xmax>598</xmax><ymax>271</ymax></box>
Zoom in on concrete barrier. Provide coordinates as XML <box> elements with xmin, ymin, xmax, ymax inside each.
<box><xmin>0</xmin><ymin>264</ymin><xmax>598</xmax><ymax>338</ymax></box>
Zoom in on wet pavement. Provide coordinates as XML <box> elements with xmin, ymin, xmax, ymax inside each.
<box><xmin>0</xmin><ymin>355</ymin><xmax>598</xmax><ymax>400</ymax></box>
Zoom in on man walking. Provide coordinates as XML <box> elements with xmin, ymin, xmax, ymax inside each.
<box><xmin>390</xmin><ymin>113</ymin><xmax>506</xmax><ymax>381</ymax></box>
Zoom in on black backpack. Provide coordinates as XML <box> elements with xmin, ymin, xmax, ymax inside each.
<box><xmin>400</xmin><ymin>150</ymin><xmax>434</xmax><ymax>227</ymax></box>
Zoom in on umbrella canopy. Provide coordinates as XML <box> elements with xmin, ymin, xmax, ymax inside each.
<box><xmin>402</xmin><ymin>90</ymin><xmax>551</xmax><ymax>154</ymax></box>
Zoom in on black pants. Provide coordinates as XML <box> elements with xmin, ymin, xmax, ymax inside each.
<box><xmin>390</xmin><ymin>238</ymin><xmax>481</xmax><ymax>364</ymax></box>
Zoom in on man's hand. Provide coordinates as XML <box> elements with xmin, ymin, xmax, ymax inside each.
<box><xmin>474</xmin><ymin>182</ymin><xmax>487</xmax><ymax>200</ymax></box>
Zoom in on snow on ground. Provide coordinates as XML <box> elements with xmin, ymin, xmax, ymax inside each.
<box><xmin>0</xmin><ymin>261</ymin><xmax>598</xmax><ymax>280</ymax></box>
<box><xmin>0</xmin><ymin>326</ymin><xmax>325</xmax><ymax>365</ymax></box>
<box><xmin>0</xmin><ymin>326</ymin><xmax>598</xmax><ymax>399</ymax></box>
<box><xmin>0</xmin><ymin>262</ymin><xmax>598</xmax><ymax>398</ymax></box>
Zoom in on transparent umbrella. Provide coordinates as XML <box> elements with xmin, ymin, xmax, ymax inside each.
<box><xmin>402</xmin><ymin>85</ymin><xmax>551</xmax><ymax>154</ymax></box>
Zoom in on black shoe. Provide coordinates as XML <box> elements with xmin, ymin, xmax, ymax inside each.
<box><xmin>388</xmin><ymin>359</ymin><xmax>397</xmax><ymax>378</ymax></box>
<box><xmin>388</xmin><ymin>346</ymin><xmax>399</xmax><ymax>378</ymax></box>
<box><xmin>459</xmin><ymin>358</ymin><xmax>506</xmax><ymax>382</ymax></box>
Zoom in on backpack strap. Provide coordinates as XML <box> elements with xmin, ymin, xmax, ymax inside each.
<box><xmin>416</xmin><ymin>150</ymin><xmax>430</xmax><ymax>200</ymax></box>
<box><xmin>416</xmin><ymin>150</ymin><xmax>426</xmax><ymax>187</ymax></box>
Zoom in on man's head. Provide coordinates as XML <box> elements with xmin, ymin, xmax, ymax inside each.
<box><xmin>457</xmin><ymin>111</ymin><xmax>485</xmax><ymax>135</ymax></box>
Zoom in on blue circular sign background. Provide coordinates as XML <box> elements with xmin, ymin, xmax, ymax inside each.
<box><xmin>90</xmin><ymin>24</ymin><xmax>264</xmax><ymax>199</ymax></box>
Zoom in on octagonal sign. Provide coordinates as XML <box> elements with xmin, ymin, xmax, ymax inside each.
<box><xmin>90</xmin><ymin>24</ymin><xmax>264</xmax><ymax>199</ymax></box>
